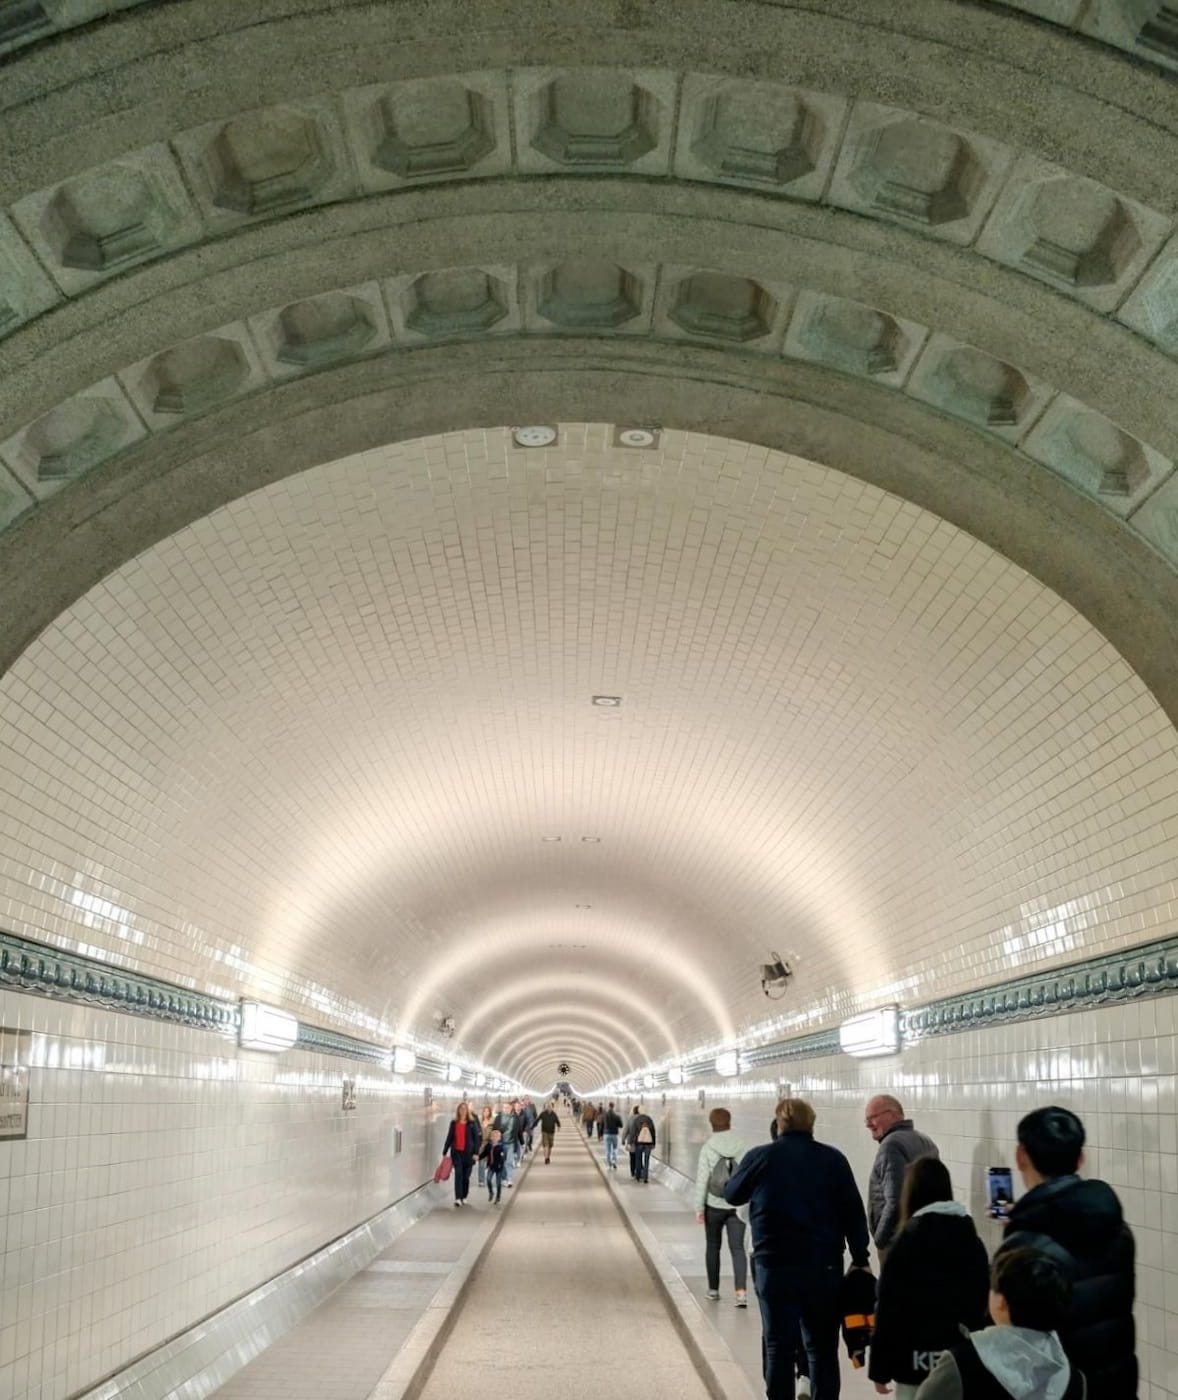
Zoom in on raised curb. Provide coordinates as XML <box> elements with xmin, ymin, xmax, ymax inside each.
<box><xmin>583</xmin><ymin>1133</ymin><xmax>761</xmax><ymax>1400</ymax></box>
<box><xmin>368</xmin><ymin>1150</ymin><xmax>534</xmax><ymax>1400</ymax></box>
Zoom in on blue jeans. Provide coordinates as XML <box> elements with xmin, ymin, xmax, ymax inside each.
<box><xmin>634</xmin><ymin>1142</ymin><xmax>652</xmax><ymax>1180</ymax></box>
<box><xmin>752</xmin><ymin>1260</ymin><xmax>842</xmax><ymax>1400</ymax></box>
<box><xmin>603</xmin><ymin>1132</ymin><xmax>619</xmax><ymax>1166</ymax></box>
<box><xmin>501</xmin><ymin>1144</ymin><xmax>515</xmax><ymax>1181</ymax></box>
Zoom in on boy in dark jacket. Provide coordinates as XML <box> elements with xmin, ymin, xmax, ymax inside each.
<box><xmin>997</xmin><ymin>1106</ymin><xmax>1135</xmax><ymax>1400</ymax></box>
<box><xmin>479</xmin><ymin>1130</ymin><xmax>507</xmax><ymax>1203</ymax></box>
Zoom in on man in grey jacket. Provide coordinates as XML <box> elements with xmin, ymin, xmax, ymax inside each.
<box><xmin>864</xmin><ymin>1095</ymin><xmax>938</xmax><ymax>1257</ymax></box>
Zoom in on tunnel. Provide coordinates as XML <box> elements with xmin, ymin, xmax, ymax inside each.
<box><xmin>0</xmin><ymin>2</ymin><xmax>1177</xmax><ymax>1398</ymax></box>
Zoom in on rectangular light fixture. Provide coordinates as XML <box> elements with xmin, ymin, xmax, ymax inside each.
<box><xmin>714</xmin><ymin>1051</ymin><xmax>739</xmax><ymax>1077</ymax></box>
<box><xmin>392</xmin><ymin>1047</ymin><xmax>417</xmax><ymax>1074</ymax></box>
<box><xmin>239</xmin><ymin>1000</ymin><xmax>298</xmax><ymax>1052</ymax></box>
<box><xmin>839</xmin><ymin>1006</ymin><xmax>901</xmax><ymax>1058</ymax></box>
<box><xmin>667</xmin><ymin>1066</ymin><xmax>684</xmax><ymax>1084</ymax></box>
<box><xmin>446</xmin><ymin>1063</ymin><xmax>462</xmax><ymax>1083</ymax></box>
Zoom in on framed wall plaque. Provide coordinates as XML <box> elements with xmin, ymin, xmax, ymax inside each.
<box><xmin>0</xmin><ymin>1028</ymin><xmax>31</xmax><ymax>1142</ymax></box>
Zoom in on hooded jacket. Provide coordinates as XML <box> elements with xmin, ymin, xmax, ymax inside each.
<box><xmin>694</xmin><ymin>1128</ymin><xmax>748</xmax><ymax>1211</ymax></box>
<box><xmin>916</xmin><ymin>1326</ymin><xmax>1082</xmax><ymax>1400</ymax></box>
<box><xmin>869</xmin><ymin>1200</ymin><xmax>990</xmax><ymax>1386</ymax></box>
<box><xmin>868</xmin><ymin>1118</ymin><xmax>940</xmax><ymax>1250</ymax></box>
<box><xmin>724</xmin><ymin>1130</ymin><xmax>870</xmax><ymax>1271</ymax></box>
<box><xmin>999</xmin><ymin>1175</ymin><xmax>1135</xmax><ymax>1400</ymax></box>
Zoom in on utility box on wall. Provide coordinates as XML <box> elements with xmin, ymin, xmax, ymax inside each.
<box><xmin>0</xmin><ymin>1028</ymin><xmax>30</xmax><ymax>1142</ymax></box>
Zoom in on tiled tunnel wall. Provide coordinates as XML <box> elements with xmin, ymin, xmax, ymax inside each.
<box><xmin>0</xmin><ymin>987</ymin><xmax>443</xmax><ymax>1400</ymax></box>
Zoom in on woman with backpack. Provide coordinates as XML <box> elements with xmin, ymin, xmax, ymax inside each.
<box><xmin>694</xmin><ymin>1106</ymin><xmax>749</xmax><ymax>1306</ymax></box>
<box><xmin>869</xmin><ymin>1156</ymin><xmax>989</xmax><ymax>1400</ymax></box>
<box><xmin>631</xmin><ymin>1106</ymin><xmax>657</xmax><ymax>1182</ymax></box>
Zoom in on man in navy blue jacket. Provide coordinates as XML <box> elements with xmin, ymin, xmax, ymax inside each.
<box><xmin>725</xmin><ymin>1098</ymin><xmax>871</xmax><ymax>1400</ymax></box>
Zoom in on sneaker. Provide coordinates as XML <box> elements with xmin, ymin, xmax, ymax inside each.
<box><xmin>796</xmin><ymin>1379</ymin><xmax>810</xmax><ymax>1399</ymax></box>
<box><xmin>454</xmin><ymin>1201</ymin><xmax>461</xmax><ymax>1208</ymax></box>
<box><xmin>507</xmin><ymin>1182</ymin><xmax>513</xmax><ymax>1188</ymax></box>
<box><xmin>706</xmin><ymin>1290</ymin><xmax>720</xmax><ymax>1301</ymax></box>
<box><xmin>735</xmin><ymin>1291</ymin><xmax>748</xmax><ymax>1308</ymax></box>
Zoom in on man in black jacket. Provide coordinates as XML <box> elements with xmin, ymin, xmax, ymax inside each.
<box><xmin>998</xmin><ymin>1105</ymin><xmax>1136</xmax><ymax>1400</ymax></box>
<box><xmin>725</xmin><ymin>1098</ymin><xmax>871</xmax><ymax>1400</ymax></box>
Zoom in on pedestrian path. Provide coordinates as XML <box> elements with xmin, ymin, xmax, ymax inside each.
<box><xmin>208</xmin><ymin>1154</ymin><xmax>534</xmax><ymax>1400</ymax></box>
<box><xmin>413</xmin><ymin>1130</ymin><xmax>711</xmax><ymax>1400</ymax></box>
<box><xmin>581</xmin><ymin>1124</ymin><xmax>878</xmax><ymax>1400</ymax></box>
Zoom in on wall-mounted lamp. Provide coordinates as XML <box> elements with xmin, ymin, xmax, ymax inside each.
<box><xmin>392</xmin><ymin>1047</ymin><xmax>417</xmax><ymax>1074</ymax></box>
<box><xmin>642</xmin><ymin>1073</ymin><xmax>654</xmax><ymax>1089</ymax></box>
<box><xmin>714</xmin><ymin>1051</ymin><xmax>740</xmax><ymax>1077</ymax></box>
<box><xmin>667</xmin><ymin>1066</ymin><xmax>684</xmax><ymax>1085</ymax></box>
<box><xmin>839</xmin><ymin>1006</ymin><xmax>901</xmax><ymax>1058</ymax></box>
<box><xmin>239</xmin><ymin>1000</ymin><xmax>298</xmax><ymax>1052</ymax></box>
<box><xmin>446</xmin><ymin>1063</ymin><xmax>463</xmax><ymax>1083</ymax></box>
<box><xmin>475</xmin><ymin>1072</ymin><xmax>487</xmax><ymax>1088</ymax></box>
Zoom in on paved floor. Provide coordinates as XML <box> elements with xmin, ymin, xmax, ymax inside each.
<box><xmin>415</xmin><ymin>1132</ymin><xmax>710</xmax><ymax>1400</ymax></box>
<box><xmin>208</xmin><ymin>1199</ymin><xmax>481</xmax><ymax>1400</ymax></box>
<box><xmin>209</xmin><ymin>1125</ymin><xmax>879</xmax><ymax>1400</ymax></box>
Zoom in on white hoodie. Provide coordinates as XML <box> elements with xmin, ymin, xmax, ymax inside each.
<box><xmin>971</xmin><ymin>1327</ymin><xmax>1072</xmax><ymax>1400</ymax></box>
<box><xmin>694</xmin><ymin>1129</ymin><xmax>748</xmax><ymax>1210</ymax></box>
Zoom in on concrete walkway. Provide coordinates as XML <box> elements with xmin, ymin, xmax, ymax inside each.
<box><xmin>413</xmin><ymin>1130</ymin><xmax>711</xmax><ymax>1400</ymax></box>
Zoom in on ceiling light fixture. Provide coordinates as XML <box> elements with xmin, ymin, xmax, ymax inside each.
<box><xmin>591</xmin><ymin>695</ymin><xmax>622</xmax><ymax>707</ymax></box>
<box><xmin>580</xmin><ymin>836</ymin><xmax>601</xmax><ymax>843</ymax></box>
<box><xmin>839</xmin><ymin>1006</ymin><xmax>901</xmax><ymax>1059</ymax></box>
<box><xmin>541</xmin><ymin>835</ymin><xmax>562</xmax><ymax>843</ymax></box>
<box><xmin>512</xmin><ymin>425</ymin><xmax>558</xmax><ymax>448</ymax></box>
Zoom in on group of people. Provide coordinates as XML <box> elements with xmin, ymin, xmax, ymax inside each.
<box><xmin>439</xmin><ymin>1096</ymin><xmax>564</xmax><ymax>1206</ymax></box>
<box><xmin>572</xmin><ymin>1097</ymin><xmax>657</xmax><ymax>1179</ymax></box>
<box><xmin>694</xmin><ymin>1095</ymin><xmax>1134</xmax><ymax>1400</ymax></box>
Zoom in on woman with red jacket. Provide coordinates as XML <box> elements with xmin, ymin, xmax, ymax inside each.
<box><xmin>442</xmin><ymin>1101</ymin><xmax>482</xmax><ymax>1207</ymax></box>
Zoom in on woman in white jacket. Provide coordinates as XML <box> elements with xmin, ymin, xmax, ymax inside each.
<box><xmin>694</xmin><ymin>1106</ymin><xmax>749</xmax><ymax>1306</ymax></box>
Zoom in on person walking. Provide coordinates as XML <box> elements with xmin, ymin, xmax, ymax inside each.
<box><xmin>631</xmin><ymin>1106</ymin><xmax>656</xmax><ymax>1183</ymax></box>
<box><xmin>441</xmin><ymin>1100</ymin><xmax>482</xmax><ymax>1207</ymax></box>
<box><xmin>725</xmin><ymin>1098</ymin><xmax>871</xmax><ymax>1400</ymax></box>
<box><xmin>869</xmin><ymin>1156</ymin><xmax>989</xmax><ymax>1400</ymax></box>
<box><xmin>623</xmin><ymin>1104</ymin><xmax>641</xmax><ymax>1177</ymax></box>
<box><xmin>494</xmin><ymin>1099</ymin><xmax>520</xmax><ymax>1186</ymax></box>
<box><xmin>914</xmin><ymin>1248</ymin><xmax>1084</xmax><ymax>1400</ymax></box>
<box><xmin>478</xmin><ymin>1129</ymin><xmax>507</xmax><ymax>1205</ymax></box>
<box><xmin>595</xmin><ymin>1102</ymin><xmax>606</xmax><ymax>1139</ymax></box>
<box><xmin>601</xmin><ymin>1101</ymin><xmax>624</xmax><ymax>1169</ymax></box>
<box><xmin>536</xmin><ymin>1099</ymin><xmax>562</xmax><ymax>1163</ymax></box>
<box><xmin>477</xmin><ymin>1103</ymin><xmax>495</xmax><ymax>1189</ymax></box>
<box><xmin>864</xmin><ymin>1096</ymin><xmax>939</xmax><ymax>1260</ymax></box>
<box><xmin>694</xmin><ymin>1106</ymin><xmax>750</xmax><ymax>1306</ymax></box>
<box><xmin>581</xmin><ymin>1100</ymin><xmax>598</xmax><ymax>1137</ymax></box>
<box><xmin>997</xmin><ymin>1105</ymin><xmax>1136</xmax><ymax>1400</ymax></box>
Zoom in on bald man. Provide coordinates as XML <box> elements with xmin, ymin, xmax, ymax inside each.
<box><xmin>864</xmin><ymin>1095</ymin><xmax>938</xmax><ymax>1257</ymax></box>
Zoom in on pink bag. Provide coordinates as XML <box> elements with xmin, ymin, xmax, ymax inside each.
<box><xmin>433</xmin><ymin>1156</ymin><xmax>453</xmax><ymax>1183</ymax></box>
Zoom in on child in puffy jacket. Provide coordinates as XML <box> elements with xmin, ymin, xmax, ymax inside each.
<box><xmin>478</xmin><ymin>1130</ymin><xmax>506</xmax><ymax>1204</ymax></box>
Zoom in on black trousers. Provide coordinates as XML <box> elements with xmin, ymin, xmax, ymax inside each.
<box><xmin>452</xmin><ymin>1153</ymin><xmax>473</xmax><ymax>1200</ymax></box>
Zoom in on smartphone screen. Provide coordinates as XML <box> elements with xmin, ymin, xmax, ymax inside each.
<box><xmin>987</xmin><ymin>1166</ymin><xmax>1014</xmax><ymax>1219</ymax></box>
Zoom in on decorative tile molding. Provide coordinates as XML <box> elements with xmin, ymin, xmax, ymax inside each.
<box><xmin>901</xmin><ymin>931</ymin><xmax>1178</xmax><ymax>1042</ymax></box>
<box><xmin>0</xmin><ymin>927</ymin><xmax>458</xmax><ymax>1074</ymax></box>
<box><xmin>0</xmin><ymin>927</ymin><xmax>238</xmax><ymax>1032</ymax></box>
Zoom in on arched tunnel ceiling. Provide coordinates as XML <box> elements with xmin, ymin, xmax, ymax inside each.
<box><xmin>2</xmin><ymin>426</ymin><xmax>1177</xmax><ymax>1087</ymax></box>
<box><xmin>4</xmin><ymin>1</ymin><xmax>1178</xmax><ymax>1084</ymax></box>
